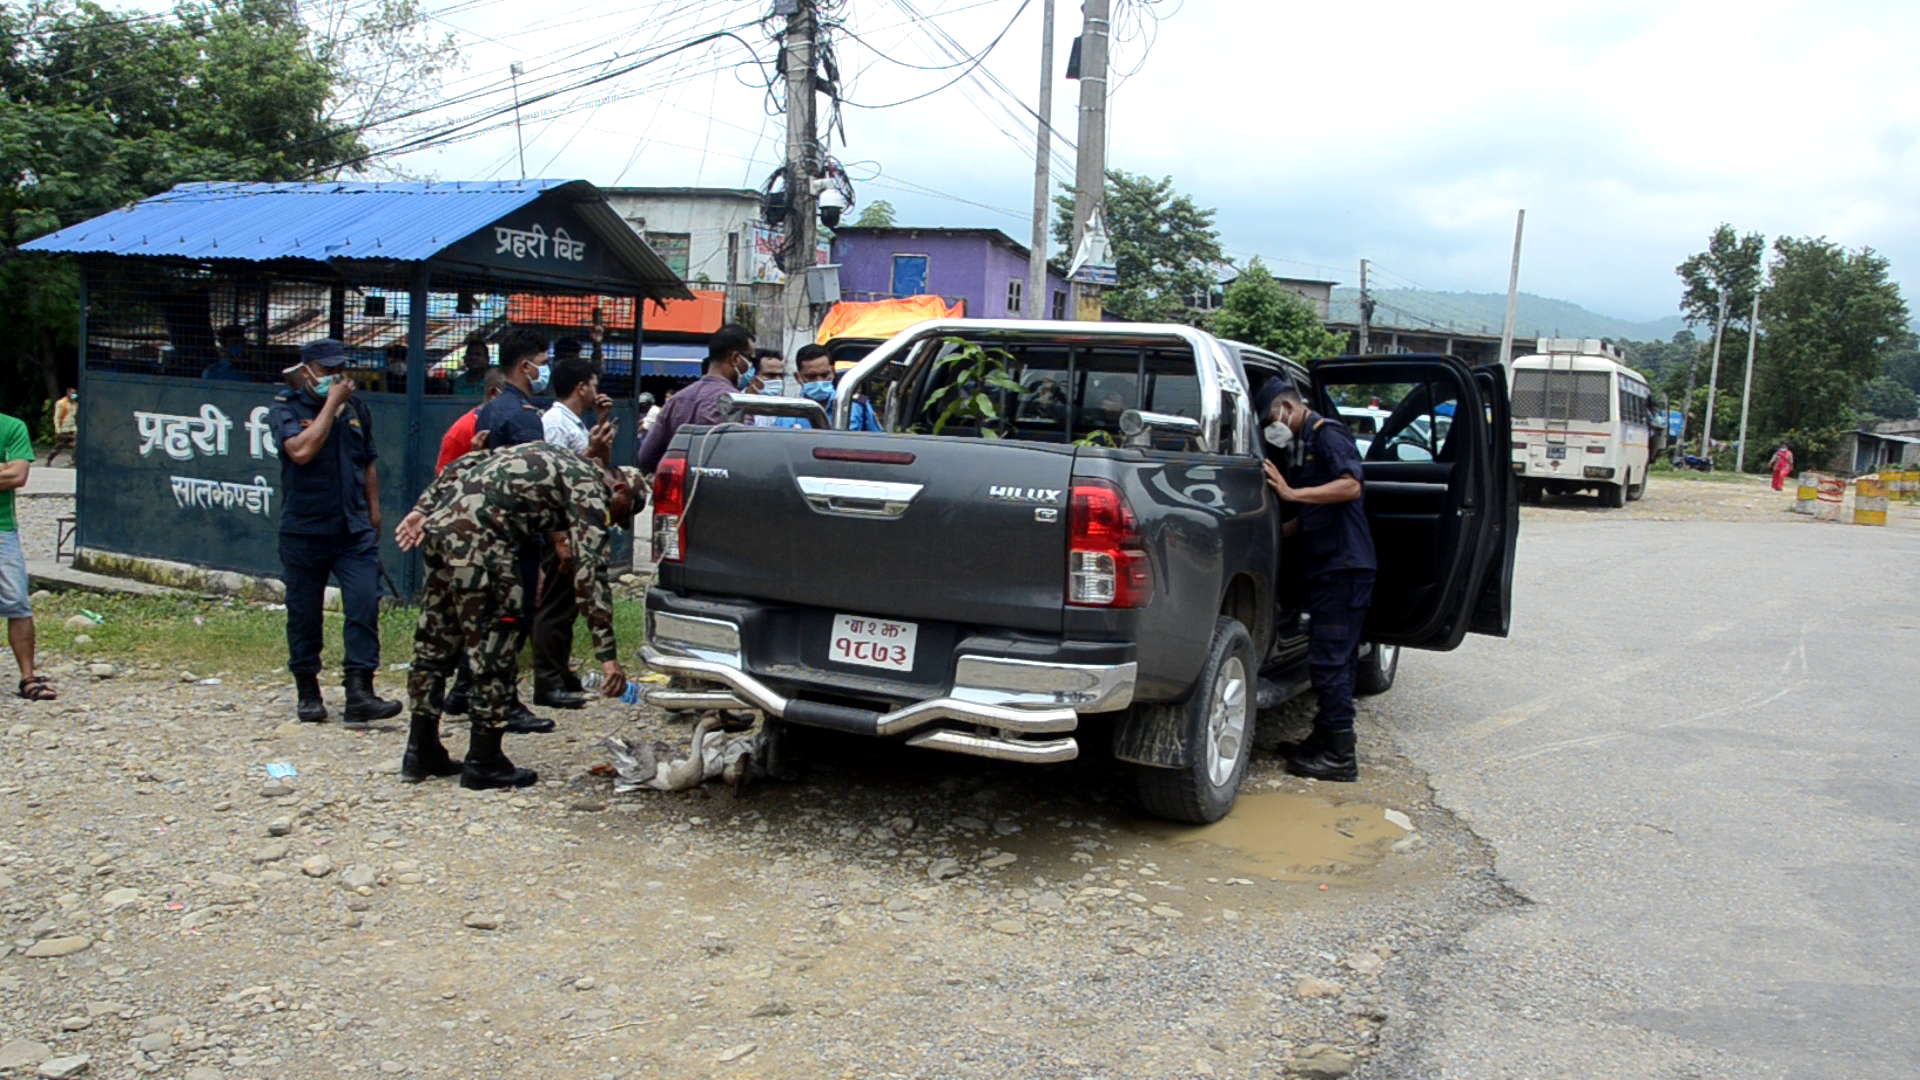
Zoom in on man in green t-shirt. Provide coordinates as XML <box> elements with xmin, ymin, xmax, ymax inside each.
<box><xmin>0</xmin><ymin>412</ymin><xmax>51</xmax><ymax>700</ymax></box>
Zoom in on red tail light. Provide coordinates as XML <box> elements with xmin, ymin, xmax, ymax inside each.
<box><xmin>1067</xmin><ymin>481</ymin><xmax>1153</xmax><ymax>608</ymax></box>
<box><xmin>651</xmin><ymin>453</ymin><xmax>687</xmax><ymax>563</ymax></box>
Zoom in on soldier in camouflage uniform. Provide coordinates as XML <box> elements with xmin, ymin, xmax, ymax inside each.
<box><xmin>394</xmin><ymin>439</ymin><xmax>639</xmax><ymax>789</ymax></box>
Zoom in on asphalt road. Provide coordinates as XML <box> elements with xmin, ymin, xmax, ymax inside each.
<box><xmin>1371</xmin><ymin>516</ymin><xmax>1920</xmax><ymax>1079</ymax></box>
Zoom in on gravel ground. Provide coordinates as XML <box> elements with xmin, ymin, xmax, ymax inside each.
<box><xmin>9</xmin><ymin>465</ymin><xmax>1894</xmax><ymax>1079</ymax></box>
<box><xmin>0</xmin><ymin>661</ymin><xmax>1506</xmax><ymax>1080</ymax></box>
<box><xmin>16</xmin><ymin>495</ymin><xmax>71</xmax><ymax>566</ymax></box>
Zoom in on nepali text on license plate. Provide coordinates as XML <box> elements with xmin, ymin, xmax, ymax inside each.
<box><xmin>830</xmin><ymin>614</ymin><xmax>919</xmax><ymax>672</ymax></box>
<box><xmin>1546</xmin><ymin>445</ymin><xmax>1567</xmax><ymax>459</ymax></box>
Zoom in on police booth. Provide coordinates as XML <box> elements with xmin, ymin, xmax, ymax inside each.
<box><xmin>21</xmin><ymin>180</ymin><xmax>691</xmax><ymax>594</ymax></box>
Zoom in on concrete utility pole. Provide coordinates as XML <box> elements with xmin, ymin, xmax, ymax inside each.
<box><xmin>1735</xmin><ymin>287</ymin><xmax>1762</xmax><ymax>472</ymax></box>
<box><xmin>1701</xmin><ymin>290</ymin><xmax>1727</xmax><ymax>460</ymax></box>
<box><xmin>509</xmin><ymin>62</ymin><xmax>527</xmax><ymax>181</ymax></box>
<box><xmin>1027</xmin><ymin>0</ymin><xmax>1056</xmax><ymax>321</ymax></box>
<box><xmin>781</xmin><ymin>0</ymin><xmax>819</xmax><ymax>356</ymax></box>
<box><xmin>1357</xmin><ymin>259</ymin><xmax>1371</xmax><ymax>356</ymax></box>
<box><xmin>1497</xmin><ymin>209</ymin><xmax>1526</xmax><ymax>370</ymax></box>
<box><xmin>1068</xmin><ymin>0</ymin><xmax>1108</xmax><ymax>319</ymax></box>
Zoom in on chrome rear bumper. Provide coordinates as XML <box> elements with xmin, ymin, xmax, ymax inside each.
<box><xmin>638</xmin><ymin>615</ymin><xmax>1134</xmax><ymax>766</ymax></box>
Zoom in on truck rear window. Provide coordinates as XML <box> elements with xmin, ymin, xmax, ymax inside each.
<box><xmin>908</xmin><ymin>340</ymin><xmax>1213</xmax><ymax>448</ymax></box>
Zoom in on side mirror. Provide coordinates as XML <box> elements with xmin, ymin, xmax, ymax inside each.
<box><xmin>1394</xmin><ymin>441</ymin><xmax>1434</xmax><ymax>463</ymax></box>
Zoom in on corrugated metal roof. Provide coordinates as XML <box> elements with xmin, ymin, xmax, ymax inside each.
<box><xmin>20</xmin><ymin>179</ymin><xmax>691</xmax><ymax>300</ymax></box>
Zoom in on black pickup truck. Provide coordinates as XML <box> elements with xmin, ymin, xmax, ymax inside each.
<box><xmin>640</xmin><ymin>320</ymin><xmax>1516</xmax><ymax>822</ymax></box>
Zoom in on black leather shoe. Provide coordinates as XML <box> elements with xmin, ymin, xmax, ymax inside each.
<box><xmin>295</xmin><ymin>673</ymin><xmax>327</xmax><ymax>723</ymax></box>
<box><xmin>1285</xmin><ymin>729</ymin><xmax>1358</xmax><ymax>782</ymax></box>
<box><xmin>343</xmin><ymin>670</ymin><xmax>404</xmax><ymax>724</ymax></box>
<box><xmin>460</xmin><ymin>728</ymin><xmax>538</xmax><ymax>790</ymax></box>
<box><xmin>400</xmin><ymin>713</ymin><xmax>463</xmax><ymax>783</ymax></box>
<box><xmin>504</xmin><ymin>702</ymin><xmax>557</xmax><ymax>734</ymax></box>
<box><xmin>533</xmin><ymin>688</ymin><xmax>591</xmax><ymax>710</ymax></box>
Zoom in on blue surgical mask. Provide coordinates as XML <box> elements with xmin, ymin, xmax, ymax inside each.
<box><xmin>308</xmin><ymin>372</ymin><xmax>335</xmax><ymax>399</ymax></box>
<box><xmin>760</xmin><ymin>379</ymin><xmax>787</xmax><ymax>397</ymax></box>
<box><xmin>224</xmin><ymin>345</ymin><xmax>245</xmax><ymax>360</ymax></box>
<box><xmin>531</xmin><ymin>362</ymin><xmax>551</xmax><ymax>395</ymax></box>
<box><xmin>737</xmin><ymin>369</ymin><xmax>755</xmax><ymax>391</ymax></box>
<box><xmin>800</xmin><ymin>380</ymin><xmax>834</xmax><ymax>404</ymax></box>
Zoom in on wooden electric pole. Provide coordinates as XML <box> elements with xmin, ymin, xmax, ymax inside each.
<box><xmin>781</xmin><ymin>0</ymin><xmax>819</xmax><ymax>356</ymax></box>
<box><xmin>1027</xmin><ymin>0</ymin><xmax>1057</xmax><ymax>321</ymax></box>
<box><xmin>1067</xmin><ymin>0</ymin><xmax>1108</xmax><ymax>319</ymax></box>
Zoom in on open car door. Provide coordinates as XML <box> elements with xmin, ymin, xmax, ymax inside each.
<box><xmin>1311</xmin><ymin>354</ymin><xmax>1513</xmax><ymax>651</ymax></box>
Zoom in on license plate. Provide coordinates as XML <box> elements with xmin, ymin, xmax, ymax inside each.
<box><xmin>1546</xmin><ymin>446</ymin><xmax>1567</xmax><ymax>460</ymax></box>
<box><xmin>829</xmin><ymin>614</ymin><xmax>919</xmax><ymax>672</ymax></box>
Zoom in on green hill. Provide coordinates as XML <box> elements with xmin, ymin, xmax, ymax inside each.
<box><xmin>1329</xmin><ymin>288</ymin><xmax>1688</xmax><ymax>343</ymax></box>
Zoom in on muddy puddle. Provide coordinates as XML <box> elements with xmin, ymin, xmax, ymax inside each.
<box><xmin>1130</xmin><ymin>791</ymin><xmax>1412</xmax><ymax>882</ymax></box>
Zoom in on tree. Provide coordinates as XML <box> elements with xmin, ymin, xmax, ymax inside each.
<box><xmin>1751</xmin><ymin>237</ymin><xmax>1911</xmax><ymax>461</ymax></box>
<box><xmin>852</xmin><ymin>199</ymin><xmax>896</xmax><ymax>228</ymax></box>
<box><xmin>308</xmin><ymin>0</ymin><xmax>458</xmax><ymax>174</ymax></box>
<box><xmin>1053</xmin><ymin>170</ymin><xmax>1224</xmax><ymax>324</ymax></box>
<box><xmin>1210</xmin><ymin>258</ymin><xmax>1345</xmax><ymax>362</ymax></box>
<box><xmin>1674</xmin><ymin>225</ymin><xmax>1766</xmax><ymax>441</ymax></box>
<box><xmin>1860</xmin><ymin>375</ymin><xmax>1918</xmax><ymax>422</ymax></box>
<box><xmin>1</xmin><ymin>0</ymin><xmax>376</xmax><ymax>413</ymax></box>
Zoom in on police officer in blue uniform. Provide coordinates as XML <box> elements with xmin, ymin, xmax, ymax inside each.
<box><xmin>271</xmin><ymin>339</ymin><xmax>403</xmax><ymax>725</ymax></box>
<box><xmin>1255</xmin><ymin>378</ymin><xmax>1376</xmax><ymax>781</ymax></box>
<box><xmin>456</xmin><ymin>326</ymin><xmax>559</xmax><ymax>733</ymax></box>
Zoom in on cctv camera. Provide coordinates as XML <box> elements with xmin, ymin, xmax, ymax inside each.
<box><xmin>819</xmin><ymin>204</ymin><xmax>843</xmax><ymax>228</ymax></box>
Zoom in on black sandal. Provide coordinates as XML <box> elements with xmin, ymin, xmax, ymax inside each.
<box><xmin>17</xmin><ymin>675</ymin><xmax>56</xmax><ymax>701</ymax></box>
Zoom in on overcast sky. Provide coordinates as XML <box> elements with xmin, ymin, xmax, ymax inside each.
<box><xmin>372</xmin><ymin>0</ymin><xmax>1920</xmax><ymax>323</ymax></box>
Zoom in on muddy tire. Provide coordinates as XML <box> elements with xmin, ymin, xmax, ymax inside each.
<box><xmin>1356</xmin><ymin>642</ymin><xmax>1398</xmax><ymax>696</ymax></box>
<box><xmin>1134</xmin><ymin>616</ymin><xmax>1254</xmax><ymax>825</ymax></box>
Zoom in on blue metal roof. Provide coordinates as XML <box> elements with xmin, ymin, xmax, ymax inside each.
<box><xmin>20</xmin><ymin>179</ymin><xmax>691</xmax><ymax>298</ymax></box>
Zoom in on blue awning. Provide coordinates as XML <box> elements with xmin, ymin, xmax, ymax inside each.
<box><xmin>639</xmin><ymin>343</ymin><xmax>708</xmax><ymax>378</ymax></box>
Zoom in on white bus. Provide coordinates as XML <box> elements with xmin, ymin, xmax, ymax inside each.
<box><xmin>1509</xmin><ymin>339</ymin><xmax>1653</xmax><ymax>508</ymax></box>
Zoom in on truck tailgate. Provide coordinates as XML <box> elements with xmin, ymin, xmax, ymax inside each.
<box><xmin>673</xmin><ymin>428</ymin><xmax>1073</xmax><ymax>634</ymax></box>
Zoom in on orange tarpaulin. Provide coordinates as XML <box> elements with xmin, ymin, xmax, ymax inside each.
<box><xmin>508</xmin><ymin>290</ymin><xmax>726</xmax><ymax>335</ymax></box>
<box><xmin>815</xmin><ymin>295</ymin><xmax>964</xmax><ymax>345</ymax></box>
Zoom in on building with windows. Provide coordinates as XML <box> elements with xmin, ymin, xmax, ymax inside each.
<box><xmin>830</xmin><ymin>226</ymin><xmax>1070</xmax><ymax>322</ymax></box>
<box><xmin>599</xmin><ymin>186</ymin><xmax>801</xmax><ymax>349</ymax></box>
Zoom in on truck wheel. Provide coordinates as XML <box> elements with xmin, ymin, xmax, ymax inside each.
<box><xmin>1356</xmin><ymin>642</ymin><xmax>1398</xmax><ymax>696</ymax></box>
<box><xmin>1605</xmin><ymin>479</ymin><xmax>1627</xmax><ymax>509</ymax></box>
<box><xmin>1627</xmin><ymin>470</ymin><xmax>1646</xmax><ymax>501</ymax></box>
<box><xmin>1134</xmin><ymin>616</ymin><xmax>1254</xmax><ymax>824</ymax></box>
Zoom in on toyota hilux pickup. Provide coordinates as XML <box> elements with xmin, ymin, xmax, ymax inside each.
<box><xmin>639</xmin><ymin>320</ymin><xmax>1516</xmax><ymax>822</ymax></box>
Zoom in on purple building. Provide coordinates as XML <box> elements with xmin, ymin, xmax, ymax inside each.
<box><xmin>830</xmin><ymin>226</ymin><xmax>1071</xmax><ymax>321</ymax></box>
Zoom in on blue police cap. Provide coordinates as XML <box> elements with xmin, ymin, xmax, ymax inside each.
<box><xmin>302</xmin><ymin>339</ymin><xmax>348</xmax><ymax>369</ymax></box>
<box><xmin>1253</xmin><ymin>376</ymin><xmax>1291</xmax><ymax>420</ymax></box>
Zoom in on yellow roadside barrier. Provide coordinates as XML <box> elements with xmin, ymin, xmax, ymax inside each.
<box><xmin>1854</xmin><ymin>476</ymin><xmax>1888</xmax><ymax>526</ymax></box>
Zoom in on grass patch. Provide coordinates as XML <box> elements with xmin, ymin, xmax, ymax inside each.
<box><xmin>30</xmin><ymin>591</ymin><xmax>649</xmax><ymax>677</ymax></box>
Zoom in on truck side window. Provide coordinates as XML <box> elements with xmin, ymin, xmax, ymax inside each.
<box><xmin>1073</xmin><ymin>348</ymin><xmax>1142</xmax><ymax>445</ymax></box>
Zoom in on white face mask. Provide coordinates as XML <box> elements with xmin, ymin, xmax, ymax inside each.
<box><xmin>1264</xmin><ymin>422</ymin><xmax>1294</xmax><ymax>450</ymax></box>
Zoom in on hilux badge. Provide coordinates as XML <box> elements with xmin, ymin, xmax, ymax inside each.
<box><xmin>988</xmin><ymin>485</ymin><xmax>1062</xmax><ymax>504</ymax></box>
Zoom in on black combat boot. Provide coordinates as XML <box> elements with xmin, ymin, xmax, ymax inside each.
<box><xmin>460</xmin><ymin>728</ymin><xmax>538</xmax><ymax>790</ymax></box>
<box><xmin>295</xmin><ymin>673</ymin><xmax>327</xmax><ymax>723</ymax></box>
<box><xmin>1285</xmin><ymin>728</ymin><xmax>1358</xmax><ymax>782</ymax></box>
<box><xmin>342</xmin><ymin>670</ymin><xmax>403</xmax><ymax>724</ymax></box>
<box><xmin>1276</xmin><ymin>724</ymin><xmax>1333</xmax><ymax>760</ymax></box>
<box><xmin>505</xmin><ymin>699</ymin><xmax>557</xmax><ymax>734</ymax></box>
<box><xmin>400</xmin><ymin>712</ymin><xmax>462</xmax><ymax>783</ymax></box>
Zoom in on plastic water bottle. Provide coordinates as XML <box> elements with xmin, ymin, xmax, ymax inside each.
<box><xmin>579</xmin><ymin>671</ymin><xmax>643</xmax><ymax>705</ymax></box>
